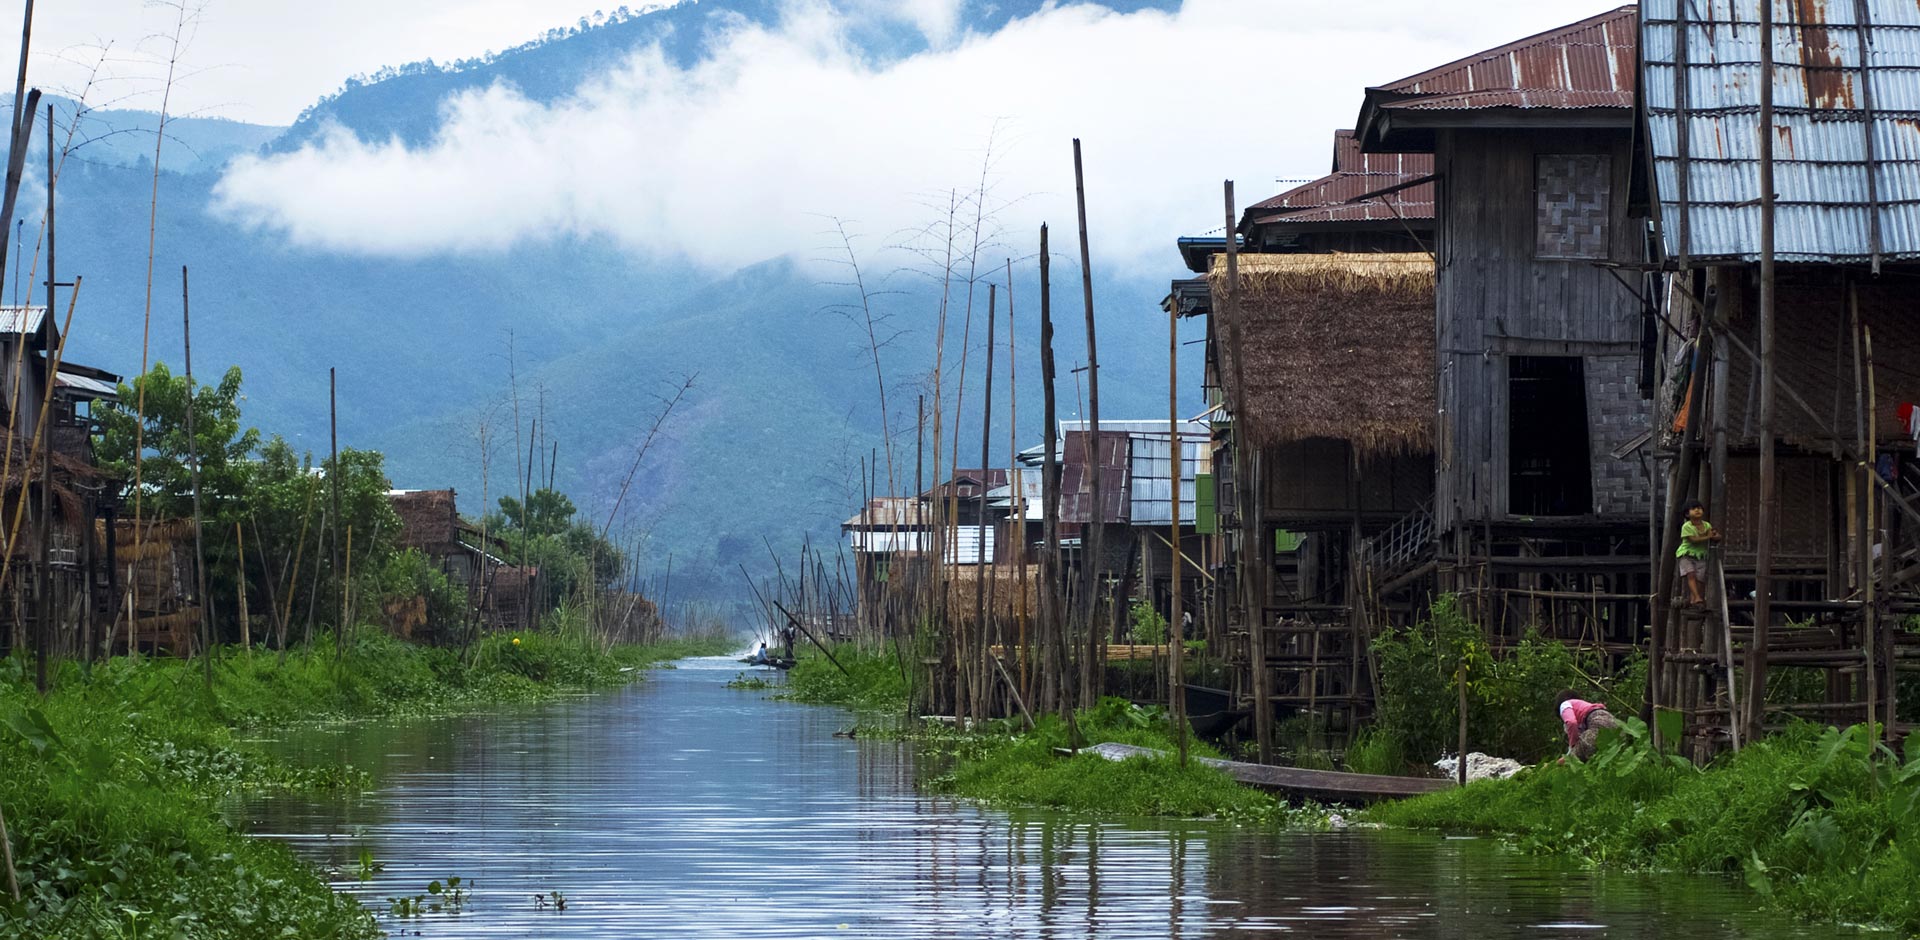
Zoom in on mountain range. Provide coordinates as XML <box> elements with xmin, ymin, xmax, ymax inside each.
<box><xmin>12</xmin><ymin>0</ymin><xmax>1199</xmax><ymax>598</ymax></box>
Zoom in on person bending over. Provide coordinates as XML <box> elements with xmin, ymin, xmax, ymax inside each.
<box><xmin>1557</xmin><ymin>691</ymin><xmax>1619</xmax><ymax>761</ymax></box>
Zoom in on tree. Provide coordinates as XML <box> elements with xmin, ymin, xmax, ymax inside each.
<box><xmin>96</xmin><ymin>363</ymin><xmax>259</xmax><ymax>524</ymax></box>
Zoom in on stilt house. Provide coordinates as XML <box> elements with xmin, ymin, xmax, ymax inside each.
<box><xmin>1354</xmin><ymin>6</ymin><xmax>1657</xmax><ymax>648</ymax></box>
<box><xmin>1639</xmin><ymin>0</ymin><xmax>1920</xmax><ymax>748</ymax></box>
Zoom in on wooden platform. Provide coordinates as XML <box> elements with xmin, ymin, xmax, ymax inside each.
<box><xmin>1066</xmin><ymin>742</ymin><xmax>1453</xmax><ymax>804</ymax></box>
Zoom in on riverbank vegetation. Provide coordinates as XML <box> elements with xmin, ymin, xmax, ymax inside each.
<box><xmin>781</xmin><ymin>644</ymin><xmax>1312</xmax><ymax>821</ymax></box>
<box><xmin>1369</xmin><ymin>719</ymin><xmax>1920</xmax><ymax>933</ymax></box>
<box><xmin>0</xmin><ymin>630</ymin><xmax>730</xmax><ymax>939</ymax></box>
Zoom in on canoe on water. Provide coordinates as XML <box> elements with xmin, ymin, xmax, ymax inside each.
<box><xmin>738</xmin><ymin>656</ymin><xmax>797</xmax><ymax>670</ymax></box>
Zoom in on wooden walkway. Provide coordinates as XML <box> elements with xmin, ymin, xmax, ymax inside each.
<box><xmin>1069</xmin><ymin>743</ymin><xmax>1454</xmax><ymax>804</ymax></box>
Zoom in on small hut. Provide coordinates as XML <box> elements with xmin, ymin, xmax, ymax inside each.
<box><xmin>1206</xmin><ymin>251</ymin><xmax>1437</xmax><ymax>735</ymax></box>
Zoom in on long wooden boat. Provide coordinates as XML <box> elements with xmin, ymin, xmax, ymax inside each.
<box><xmin>1064</xmin><ymin>742</ymin><xmax>1452</xmax><ymax>803</ymax></box>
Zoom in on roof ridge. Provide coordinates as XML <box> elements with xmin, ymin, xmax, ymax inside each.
<box><xmin>1373</xmin><ymin>4</ymin><xmax>1637</xmax><ymax>96</ymax></box>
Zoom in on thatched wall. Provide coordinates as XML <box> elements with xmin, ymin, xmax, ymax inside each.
<box><xmin>1209</xmin><ymin>252</ymin><xmax>1435</xmax><ymax>457</ymax></box>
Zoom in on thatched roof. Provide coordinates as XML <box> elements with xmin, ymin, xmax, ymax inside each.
<box><xmin>390</xmin><ymin>489</ymin><xmax>460</xmax><ymax>555</ymax></box>
<box><xmin>1208</xmin><ymin>252</ymin><xmax>1435</xmax><ymax>457</ymax></box>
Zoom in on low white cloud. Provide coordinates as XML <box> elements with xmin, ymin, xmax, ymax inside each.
<box><xmin>212</xmin><ymin>0</ymin><xmax>1614</xmax><ymax>272</ymax></box>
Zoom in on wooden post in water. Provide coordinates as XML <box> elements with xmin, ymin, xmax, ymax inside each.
<box><xmin>182</xmin><ymin>267</ymin><xmax>212</xmax><ymax>687</ymax></box>
<box><xmin>1169</xmin><ymin>295</ymin><xmax>1188</xmax><ymax>767</ymax></box>
<box><xmin>1072</xmin><ymin>139</ymin><xmax>1104</xmax><ymax>709</ymax></box>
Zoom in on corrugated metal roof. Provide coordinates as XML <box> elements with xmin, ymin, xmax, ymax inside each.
<box><xmin>0</xmin><ymin>306</ymin><xmax>46</xmax><ymax>335</ymax></box>
<box><xmin>1246</xmin><ymin>130</ymin><xmax>1435</xmax><ymax>228</ymax></box>
<box><xmin>841</xmin><ymin>497</ymin><xmax>932</xmax><ymax>530</ymax></box>
<box><xmin>55</xmin><ymin>370</ymin><xmax>118</xmax><ymax>399</ymax></box>
<box><xmin>1380</xmin><ymin>88</ymin><xmax>1634</xmax><ymax>109</ymax></box>
<box><xmin>1379</xmin><ymin>6</ymin><xmax>1638</xmax><ymax>102</ymax></box>
<box><xmin>1643</xmin><ymin>0</ymin><xmax>1920</xmax><ymax>263</ymax></box>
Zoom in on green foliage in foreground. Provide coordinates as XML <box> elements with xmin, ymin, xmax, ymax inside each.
<box><xmin>930</xmin><ymin>698</ymin><xmax>1313</xmax><ymax>822</ymax></box>
<box><xmin>1367</xmin><ymin>720</ymin><xmax>1920</xmax><ymax>933</ymax></box>
<box><xmin>0</xmin><ymin>632</ymin><xmax>730</xmax><ymax>939</ymax></box>
<box><xmin>783</xmin><ymin>644</ymin><xmax>911</xmax><ymax>711</ymax></box>
<box><xmin>1370</xmin><ymin>595</ymin><xmax>1647</xmax><ymax>767</ymax></box>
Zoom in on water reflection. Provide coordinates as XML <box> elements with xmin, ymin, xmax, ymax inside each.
<box><xmin>240</xmin><ymin>657</ymin><xmax>1854</xmax><ymax>938</ymax></box>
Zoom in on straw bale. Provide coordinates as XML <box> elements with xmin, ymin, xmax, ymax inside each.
<box><xmin>1208</xmin><ymin>252</ymin><xmax>1435</xmax><ymax>457</ymax></box>
<box><xmin>936</xmin><ymin>564</ymin><xmax>1039</xmax><ymax>626</ymax></box>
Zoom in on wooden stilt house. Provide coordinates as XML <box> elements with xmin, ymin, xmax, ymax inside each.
<box><xmin>1639</xmin><ymin>0</ymin><xmax>1920</xmax><ymax>749</ymax></box>
<box><xmin>1354</xmin><ymin>6</ymin><xmax>1658</xmax><ymax>651</ymax></box>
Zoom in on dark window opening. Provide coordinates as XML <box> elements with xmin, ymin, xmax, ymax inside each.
<box><xmin>1509</xmin><ymin>356</ymin><xmax>1593</xmax><ymax>516</ymax></box>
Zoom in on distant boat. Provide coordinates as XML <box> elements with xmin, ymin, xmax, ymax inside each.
<box><xmin>738</xmin><ymin>655</ymin><xmax>796</xmax><ymax>670</ymax></box>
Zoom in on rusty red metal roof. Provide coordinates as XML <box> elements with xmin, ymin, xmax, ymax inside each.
<box><xmin>1358</xmin><ymin>5</ymin><xmax>1638</xmax><ymax>150</ymax></box>
<box><xmin>1377</xmin><ymin>5</ymin><xmax>1636</xmax><ymax>103</ymax></box>
<box><xmin>1247</xmin><ymin>130</ymin><xmax>1435</xmax><ymax>228</ymax></box>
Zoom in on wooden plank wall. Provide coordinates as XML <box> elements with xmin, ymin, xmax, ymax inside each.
<box><xmin>1434</xmin><ymin>127</ymin><xmax>1650</xmax><ymax>533</ymax></box>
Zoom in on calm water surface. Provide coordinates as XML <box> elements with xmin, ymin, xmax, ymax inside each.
<box><xmin>240</xmin><ymin>656</ymin><xmax>1860</xmax><ymax>938</ymax></box>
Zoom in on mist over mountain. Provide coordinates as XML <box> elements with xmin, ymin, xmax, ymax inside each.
<box><xmin>12</xmin><ymin>0</ymin><xmax>1198</xmax><ymax>597</ymax></box>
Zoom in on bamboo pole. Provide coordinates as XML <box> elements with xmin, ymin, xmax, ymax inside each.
<box><xmin>330</xmin><ymin>368</ymin><xmax>343</xmax><ymax>659</ymax></box>
<box><xmin>1072</xmin><ymin>139</ymin><xmax>1104</xmax><ymax>709</ymax></box>
<box><xmin>975</xmin><ymin>283</ymin><xmax>997</xmax><ymax>718</ymax></box>
<box><xmin>1865</xmin><ymin>322</ymin><xmax>1882</xmax><ymax>740</ymax></box>
<box><xmin>182</xmin><ymin>266</ymin><xmax>211</xmax><ymax>685</ymax></box>
<box><xmin>1038</xmin><ymin>225</ymin><xmax>1065</xmax><ymax>716</ymax></box>
<box><xmin>33</xmin><ymin>104</ymin><xmax>51</xmax><ymax>691</ymax></box>
<box><xmin>1168</xmin><ymin>296</ymin><xmax>1187</xmax><ymax>767</ymax></box>
<box><xmin>1747</xmin><ymin>0</ymin><xmax>1779</xmax><ymax>743</ymax></box>
<box><xmin>1222</xmin><ymin>180</ymin><xmax>1271</xmax><ymax>763</ymax></box>
<box><xmin>1007</xmin><ymin>258</ymin><xmax>1029</xmax><ymax>704</ymax></box>
<box><xmin>235</xmin><ymin>521</ymin><xmax>251</xmax><ymax>657</ymax></box>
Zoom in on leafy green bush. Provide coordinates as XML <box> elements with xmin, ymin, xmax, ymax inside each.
<box><xmin>784</xmin><ymin>644</ymin><xmax>911</xmax><ymax>710</ymax></box>
<box><xmin>929</xmin><ymin>698</ymin><xmax>1294</xmax><ymax>819</ymax></box>
<box><xmin>1369</xmin><ymin>595</ymin><xmax>1642</xmax><ymax>763</ymax></box>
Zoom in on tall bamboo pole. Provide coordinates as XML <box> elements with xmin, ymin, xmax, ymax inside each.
<box><xmin>330</xmin><ymin>367</ymin><xmax>343</xmax><ymax>660</ymax></box>
<box><xmin>34</xmin><ymin>104</ymin><xmax>51</xmax><ymax>691</ymax></box>
<box><xmin>182</xmin><ymin>267</ymin><xmax>211</xmax><ymax>687</ymax></box>
<box><xmin>1007</xmin><ymin>258</ymin><xmax>1028</xmax><ymax>703</ymax></box>
<box><xmin>1223</xmin><ymin>180</ymin><xmax>1271</xmax><ymax>763</ymax></box>
<box><xmin>1168</xmin><ymin>297</ymin><xmax>1187</xmax><ymax>767</ymax></box>
<box><xmin>976</xmin><ymin>283</ymin><xmax>997</xmax><ymax>718</ymax></box>
<box><xmin>1072</xmin><ymin>139</ymin><xmax>1104</xmax><ymax>709</ymax></box>
<box><xmin>1038</xmin><ymin>225</ymin><xmax>1065</xmax><ymax>715</ymax></box>
<box><xmin>1747</xmin><ymin>0</ymin><xmax>1779</xmax><ymax>741</ymax></box>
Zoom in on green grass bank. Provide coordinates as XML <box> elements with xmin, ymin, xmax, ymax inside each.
<box><xmin>0</xmin><ymin>631</ymin><xmax>732</xmax><ymax>939</ymax></box>
<box><xmin>779</xmin><ymin>645</ymin><xmax>1313</xmax><ymax>822</ymax></box>
<box><xmin>1367</xmin><ymin>720</ymin><xmax>1920</xmax><ymax>933</ymax></box>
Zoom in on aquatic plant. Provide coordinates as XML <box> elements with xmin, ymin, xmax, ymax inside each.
<box><xmin>784</xmin><ymin>645</ymin><xmax>910</xmax><ymax>711</ymax></box>
<box><xmin>929</xmin><ymin>698</ymin><xmax>1294</xmax><ymax>820</ymax></box>
<box><xmin>726</xmin><ymin>673</ymin><xmax>777</xmax><ymax>691</ymax></box>
<box><xmin>0</xmin><ymin>632</ymin><xmax>725</xmax><ymax>939</ymax></box>
<box><xmin>1368</xmin><ymin>720</ymin><xmax>1920</xmax><ymax>932</ymax></box>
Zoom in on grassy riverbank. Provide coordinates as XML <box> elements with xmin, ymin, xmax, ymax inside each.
<box><xmin>0</xmin><ymin>631</ymin><xmax>732</xmax><ymax>939</ymax></box>
<box><xmin>1367</xmin><ymin>720</ymin><xmax>1920</xmax><ymax>933</ymax></box>
<box><xmin>782</xmin><ymin>645</ymin><xmax>1309</xmax><ymax>821</ymax></box>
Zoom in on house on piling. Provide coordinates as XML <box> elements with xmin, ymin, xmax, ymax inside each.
<box><xmin>0</xmin><ymin>306</ymin><xmax>129</xmax><ymax>658</ymax></box>
<box><xmin>1637</xmin><ymin>0</ymin><xmax>1920</xmax><ymax>749</ymax></box>
<box><xmin>1352</xmin><ymin>5</ymin><xmax>1658</xmax><ymax>650</ymax></box>
<box><xmin>387</xmin><ymin>487</ymin><xmax>542</xmax><ymax>636</ymax></box>
<box><xmin>1177</xmin><ymin>126</ymin><xmax>1436</xmax><ymax>739</ymax></box>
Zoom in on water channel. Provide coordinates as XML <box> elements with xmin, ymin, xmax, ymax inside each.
<box><xmin>239</xmin><ymin>656</ymin><xmax>1861</xmax><ymax>938</ymax></box>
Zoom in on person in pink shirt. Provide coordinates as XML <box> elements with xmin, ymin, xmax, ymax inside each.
<box><xmin>1557</xmin><ymin>691</ymin><xmax>1620</xmax><ymax>760</ymax></box>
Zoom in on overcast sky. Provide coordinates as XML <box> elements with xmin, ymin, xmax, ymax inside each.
<box><xmin>10</xmin><ymin>0</ymin><xmax>1624</xmax><ymax>272</ymax></box>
